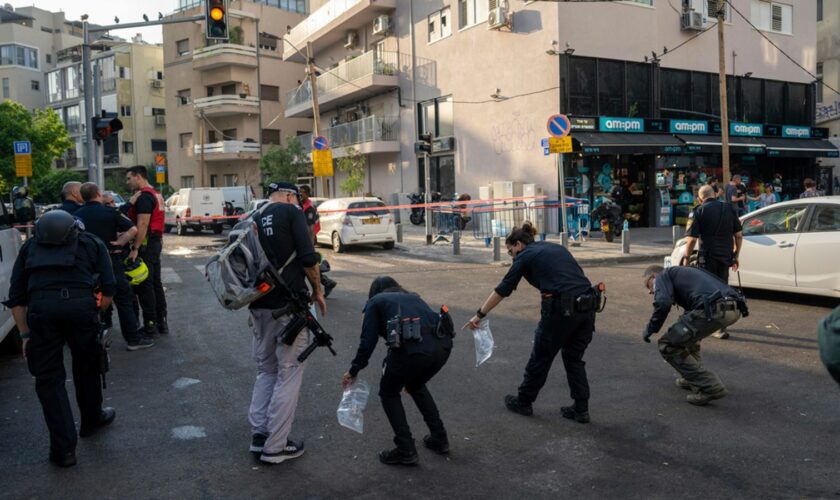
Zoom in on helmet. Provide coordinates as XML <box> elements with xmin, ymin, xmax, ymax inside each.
<box><xmin>12</xmin><ymin>185</ymin><xmax>28</xmax><ymax>198</ymax></box>
<box><xmin>124</xmin><ymin>257</ymin><xmax>149</xmax><ymax>285</ymax></box>
<box><xmin>34</xmin><ymin>210</ymin><xmax>83</xmax><ymax>246</ymax></box>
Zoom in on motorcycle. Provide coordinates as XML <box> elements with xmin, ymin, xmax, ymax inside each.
<box><xmin>408</xmin><ymin>192</ymin><xmax>442</xmax><ymax>226</ymax></box>
<box><xmin>591</xmin><ymin>196</ymin><xmax>624</xmax><ymax>243</ymax></box>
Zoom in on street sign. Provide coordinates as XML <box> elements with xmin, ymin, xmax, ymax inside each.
<box><xmin>312</xmin><ymin>149</ymin><xmax>334</xmax><ymax>177</ymax></box>
<box><xmin>547</xmin><ymin>114</ymin><xmax>571</xmax><ymax>138</ymax></box>
<box><xmin>155</xmin><ymin>165</ymin><xmax>166</xmax><ymax>184</ymax></box>
<box><xmin>548</xmin><ymin>136</ymin><xmax>573</xmax><ymax>154</ymax></box>
<box><xmin>14</xmin><ymin>141</ymin><xmax>31</xmax><ymax>155</ymax></box>
<box><xmin>14</xmin><ymin>140</ymin><xmax>32</xmax><ymax>177</ymax></box>
<box><xmin>312</xmin><ymin>135</ymin><xmax>329</xmax><ymax>151</ymax></box>
<box><xmin>540</xmin><ymin>138</ymin><xmax>549</xmax><ymax>148</ymax></box>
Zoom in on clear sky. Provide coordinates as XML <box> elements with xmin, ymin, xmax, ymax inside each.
<box><xmin>12</xmin><ymin>0</ymin><xmax>175</xmax><ymax>44</ymax></box>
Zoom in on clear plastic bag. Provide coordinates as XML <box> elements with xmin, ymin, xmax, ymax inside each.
<box><xmin>473</xmin><ymin>319</ymin><xmax>494</xmax><ymax>367</ymax></box>
<box><xmin>337</xmin><ymin>379</ymin><xmax>370</xmax><ymax>434</ymax></box>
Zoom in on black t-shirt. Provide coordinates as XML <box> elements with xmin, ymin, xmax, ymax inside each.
<box><xmin>303</xmin><ymin>202</ymin><xmax>319</xmax><ymax>227</ymax></box>
<box><xmin>495</xmin><ymin>241</ymin><xmax>592</xmax><ymax>298</ymax></box>
<box><xmin>75</xmin><ymin>201</ymin><xmax>135</xmax><ymax>253</ymax></box>
<box><xmin>250</xmin><ymin>203</ymin><xmax>318</xmax><ymax>310</ymax></box>
<box><xmin>687</xmin><ymin>200</ymin><xmax>742</xmax><ymax>261</ymax></box>
<box><xmin>134</xmin><ymin>192</ymin><xmax>156</xmax><ymax>215</ymax></box>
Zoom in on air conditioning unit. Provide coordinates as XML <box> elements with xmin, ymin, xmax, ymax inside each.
<box><xmin>154</xmin><ymin>115</ymin><xmax>166</xmax><ymax>126</ymax></box>
<box><xmin>681</xmin><ymin>11</ymin><xmax>704</xmax><ymax>30</ymax></box>
<box><xmin>372</xmin><ymin>15</ymin><xmax>389</xmax><ymax>36</ymax></box>
<box><xmin>488</xmin><ymin>5</ymin><xmax>511</xmax><ymax>30</ymax></box>
<box><xmin>344</xmin><ymin>30</ymin><xmax>358</xmax><ymax>49</ymax></box>
<box><xmin>151</xmin><ymin>79</ymin><xmax>164</xmax><ymax>88</ymax></box>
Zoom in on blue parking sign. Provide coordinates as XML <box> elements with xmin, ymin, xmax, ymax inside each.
<box><xmin>13</xmin><ymin>141</ymin><xmax>31</xmax><ymax>155</ymax></box>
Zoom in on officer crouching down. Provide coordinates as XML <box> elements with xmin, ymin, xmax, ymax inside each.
<box><xmin>3</xmin><ymin>210</ymin><xmax>117</xmax><ymax>467</ymax></box>
<box><xmin>342</xmin><ymin>277</ymin><xmax>454</xmax><ymax>466</ymax></box>
<box><xmin>642</xmin><ymin>265</ymin><xmax>748</xmax><ymax>405</ymax></box>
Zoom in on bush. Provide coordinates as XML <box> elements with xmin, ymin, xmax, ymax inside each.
<box><xmin>30</xmin><ymin>169</ymin><xmax>85</xmax><ymax>204</ymax></box>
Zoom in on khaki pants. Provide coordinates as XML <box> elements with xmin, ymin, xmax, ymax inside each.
<box><xmin>658</xmin><ymin>305</ymin><xmax>741</xmax><ymax>394</ymax></box>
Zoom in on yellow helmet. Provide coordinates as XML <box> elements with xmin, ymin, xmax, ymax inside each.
<box><xmin>124</xmin><ymin>257</ymin><xmax>149</xmax><ymax>285</ymax></box>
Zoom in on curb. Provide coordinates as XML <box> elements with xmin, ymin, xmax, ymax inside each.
<box><xmin>394</xmin><ymin>244</ymin><xmax>669</xmax><ymax>267</ymax></box>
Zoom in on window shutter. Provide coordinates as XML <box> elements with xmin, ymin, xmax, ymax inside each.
<box><xmin>771</xmin><ymin>3</ymin><xmax>783</xmax><ymax>32</ymax></box>
<box><xmin>489</xmin><ymin>0</ymin><xmax>498</xmax><ymax>10</ymax></box>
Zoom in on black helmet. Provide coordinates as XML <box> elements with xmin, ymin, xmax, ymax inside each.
<box><xmin>12</xmin><ymin>185</ymin><xmax>28</xmax><ymax>198</ymax></box>
<box><xmin>34</xmin><ymin>210</ymin><xmax>84</xmax><ymax>246</ymax></box>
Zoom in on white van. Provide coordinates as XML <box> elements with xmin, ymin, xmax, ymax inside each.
<box><xmin>220</xmin><ymin>186</ymin><xmax>255</xmax><ymax>215</ymax></box>
<box><xmin>164</xmin><ymin>188</ymin><xmax>226</xmax><ymax>235</ymax></box>
<box><xmin>0</xmin><ymin>201</ymin><xmax>23</xmax><ymax>352</ymax></box>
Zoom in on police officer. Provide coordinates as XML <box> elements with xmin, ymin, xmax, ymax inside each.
<box><xmin>466</xmin><ymin>222</ymin><xmax>597</xmax><ymax>423</ymax></box>
<box><xmin>682</xmin><ymin>184</ymin><xmax>743</xmax><ymax>339</ymax></box>
<box><xmin>299</xmin><ymin>185</ymin><xmax>336</xmax><ymax>297</ymax></box>
<box><xmin>75</xmin><ymin>182</ymin><xmax>154</xmax><ymax>351</ymax></box>
<box><xmin>3</xmin><ymin>210</ymin><xmax>117</xmax><ymax>467</ymax></box>
<box><xmin>247</xmin><ymin>181</ymin><xmax>326</xmax><ymax>465</ymax></box>
<box><xmin>342</xmin><ymin>277</ymin><xmax>454</xmax><ymax>466</ymax></box>
<box><xmin>642</xmin><ymin>265</ymin><xmax>747</xmax><ymax>405</ymax></box>
<box><xmin>59</xmin><ymin>181</ymin><xmax>83</xmax><ymax>214</ymax></box>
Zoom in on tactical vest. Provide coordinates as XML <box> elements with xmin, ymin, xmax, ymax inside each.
<box><xmin>127</xmin><ymin>186</ymin><xmax>165</xmax><ymax>236</ymax></box>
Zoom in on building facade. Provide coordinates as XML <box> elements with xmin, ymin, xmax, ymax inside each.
<box><xmin>162</xmin><ymin>0</ymin><xmax>311</xmax><ymax>193</ymax></box>
<box><xmin>817</xmin><ymin>0</ymin><xmax>840</xmax><ymax>193</ymax></box>
<box><xmin>285</xmin><ymin>0</ymin><xmax>833</xmax><ymax>226</ymax></box>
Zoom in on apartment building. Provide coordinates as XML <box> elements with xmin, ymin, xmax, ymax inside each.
<box><xmin>46</xmin><ymin>39</ymin><xmax>168</xmax><ymax>176</ymax></box>
<box><xmin>0</xmin><ymin>5</ymin><xmax>82</xmax><ymax>111</ymax></box>
<box><xmin>287</xmin><ymin>0</ymin><xmax>834</xmax><ymax>226</ymax></box>
<box><xmin>162</xmin><ymin>0</ymin><xmax>311</xmax><ymax>193</ymax></box>
<box><xmin>817</xmin><ymin>0</ymin><xmax>840</xmax><ymax>192</ymax></box>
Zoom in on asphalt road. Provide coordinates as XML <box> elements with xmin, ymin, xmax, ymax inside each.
<box><xmin>1</xmin><ymin>231</ymin><xmax>838</xmax><ymax>499</ymax></box>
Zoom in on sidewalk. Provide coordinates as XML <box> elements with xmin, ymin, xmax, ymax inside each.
<box><xmin>394</xmin><ymin>223</ymin><xmax>677</xmax><ymax>266</ymax></box>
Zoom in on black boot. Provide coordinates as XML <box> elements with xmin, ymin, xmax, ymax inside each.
<box><xmin>504</xmin><ymin>394</ymin><xmax>533</xmax><ymax>416</ymax></box>
<box><xmin>79</xmin><ymin>407</ymin><xmax>116</xmax><ymax>437</ymax></box>
<box><xmin>156</xmin><ymin>319</ymin><xmax>169</xmax><ymax>335</ymax></box>
<box><xmin>423</xmin><ymin>433</ymin><xmax>450</xmax><ymax>455</ymax></box>
<box><xmin>379</xmin><ymin>445</ymin><xmax>419</xmax><ymax>466</ymax></box>
<box><xmin>560</xmin><ymin>401</ymin><xmax>590</xmax><ymax>424</ymax></box>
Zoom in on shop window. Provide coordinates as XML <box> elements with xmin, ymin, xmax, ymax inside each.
<box><xmin>742</xmin><ymin>205</ymin><xmax>807</xmax><ymax>236</ymax></box>
<box><xmin>808</xmin><ymin>205</ymin><xmax>840</xmax><ymax>232</ymax></box>
<box><xmin>598</xmin><ymin>59</ymin><xmax>624</xmax><ymax>117</ymax></box>
<box><xmin>764</xmin><ymin>80</ymin><xmax>784</xmax><ymax>123</ymax></box>
<box><xmin>626</xmin><ymin>63</ymin><xmax>650</xmax><ymax>117</ymax></box>
<box><xmin>741</xmin><ymin>78</ymin><xmax>763</xmax><ymax>123</ymax></box>
<box><xmin>691</xmin><ymin>72</ymin><xmax>710</xmax><ymax>115</ymax></box>
<box><xmin>661</xmin><ymin>69</ymin><xmax>691</xmax><ymax>112</ymax></box>
<box><xmin>785</xmin><ymin>83</ymin><xmax>807</xmax><ymax>125</ymax></box>
<box><xmin>568</xmin><ymin>57</ymin><xmax>596</xmax><ymax>116</ymax></box>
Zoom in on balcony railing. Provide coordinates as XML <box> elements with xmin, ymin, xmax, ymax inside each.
<box><xmin>194</xmin><ymin>141</ymin><xmax>261</xmax><ymax>155</ymax></box>
<box><xmin>193</xmin><ymin>94</ymin><xmax>260</xmax><ymax>113</ymax></box>
<box><xmin>297</xmin><ymin>115</ymin><xmax>399</xmax><ymax>153</ymax></box>
<box><xmin>193</xmin><ymin>44</ymin><xmax>258</xmax><ymax>70</ymax></box>
<box><xmin>286</xmin><ymin>51</ymin><xmax>402</xmax><ymax>110</ymax></box>
<box><xmin>287</xmin><ymin>0</ymin><xmax>363</xmax><ymax>49</ymax></box>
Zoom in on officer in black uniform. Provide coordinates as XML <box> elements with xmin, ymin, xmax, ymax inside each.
<box><xmin>75</xmin><ymin>183</ymin><xmax>154</xmax><ymax>351</ymax></box>
<box><xmin>3</xmin><ymin>210</ymin><xmax>117</xmax><ymax>467</ymax></box>
<box><xmin>642</xmin><ymin>265</ymin><xmax>747</xmax><ymax>405</ymax></box>
<box><xmin>342</xmin><ymin>276</ymin><xmax>454</xmax><ymax>466</ymax></box>
<box><xmin>683</xmin><ymin>184</ymin><xmax>743</xmax><ymax>339</ymax></box>
<box><xmin>466</xmin><ymin>222</ymin><xmax>597</xmax><ymax>423</ymax></box>
<box><xmin>59</xmin><ymin>181</ymin><xmax>83</xmax><ymax>214</ymax></box>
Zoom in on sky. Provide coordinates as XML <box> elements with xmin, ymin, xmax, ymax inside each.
<box><xmin>13</xmin><ymin>0</ymin><xmax>175</xmax><ymax>44</ymax></box>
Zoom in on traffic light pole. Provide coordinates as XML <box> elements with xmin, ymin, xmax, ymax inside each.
<box><xmin>425</xmin><ymin>152</ymin><xmax>432</xmax><ymax>245</ymax></box>
<box><xmin>93</xmin><ymin>59</ymin><xmax>105</xmax><ymax>188</ymax></box>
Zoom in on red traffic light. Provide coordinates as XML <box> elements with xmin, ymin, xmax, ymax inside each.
<box><xmin>92</xmin><ymin>116</ymin><xmax>123</xmax><ymax>141</ymax></box>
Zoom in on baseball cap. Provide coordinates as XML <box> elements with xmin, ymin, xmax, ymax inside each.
<box><xmin>266</xmin><ymin>181</ymin><xmax>300</xmax><ymax>196</ymax></box>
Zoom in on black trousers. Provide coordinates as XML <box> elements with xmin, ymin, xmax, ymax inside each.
<box><xmin>701</xmin><ymin>256</ymin><xmax>730</xmax><ymax>283</ymax></box>
<box><xmin>518</xmin><ymin>298</ymin><xmax>595</xmax><ymax>407</ymax></box>
<box><xmin>379</xmin><ymin>341</ymin><xmax>451</xmax><ymax>451</ymax></box>
<box><xmin>26</xmin><ymin>296</ymin><xmax>103</xmax><ymax>455</ymax></box>
<box><xmin>108</xmin><ymin>257</ymin><xmax>140</xmax><ymax>343</ymax></box>
<box><xmin>134</xmin><ymin>236</ymin><xmax>167</xmax><ymax>327</ymax></box>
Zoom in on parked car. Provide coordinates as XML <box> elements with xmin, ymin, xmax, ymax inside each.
<box><xmin>164</xmin><ymin>188</ymin><xmax>226</xmax><ymax>235</ymax></box>
<box><xmin>221</xmin><ymin>186</ymin><xmax>255</xmax><ymax>215</ymax></box>
<box><xmin>316</xmin><ymin>197</ymin><xmax>396</xmax><ymax>252</ymax></box>
<box><xmin>667</xmin><ymin>196</ymin><xmax>840</xmax><ymax>298</ymax></box>
<box><xmin>239</xmin><ymin>198</ymin><xmax>270</xmax><ymax>221</ymax></box>
<box><xmin>0</xmin><ymin>201</ymin><xmax>23</xmax><ymax>352</ymax></box>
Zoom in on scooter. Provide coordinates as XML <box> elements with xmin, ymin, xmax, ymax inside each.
<box><xmin>408</xmin><ymin>192</ymin><xmax>442</xmax><ymax>225</ymax></box>
<box><xmin>591</xmin><ymin>196</ymin><xmax>624</xmax><ymax>243</ymax></box>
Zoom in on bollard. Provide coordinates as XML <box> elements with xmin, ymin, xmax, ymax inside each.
<box><xmin>560</xmin><ymin>231</ymin><xmax>569</xmax><ymax>247</ymax></box>
<box><xmin>453</xmin><ymin>230</ymin><xmax>461</xmax><ymax>255</ymax></box>
<box><xmin>493</xmin><ymin>236</ymin><xmax>501</xmax><ymax>261</ymax></box>
<box><xmin>672</xmin><ymin>224</ymin><xmax>684</xmax><ymax>245</ymax></box>
<box><xmin>622</xmin><ymin>229</ymin><xmax>630</xmax><ymax>254</ymax></box>
<box><xmin>396</xmin><ymin>223</ymin><xmax>403</xmax><ymax>243</ymax></box>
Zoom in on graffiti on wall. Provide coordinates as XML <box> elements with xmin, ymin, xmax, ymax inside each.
<box><xmin>491</xmin><ymin>112</ymin><xmax>537</xmax><ymax>155</ymax></box>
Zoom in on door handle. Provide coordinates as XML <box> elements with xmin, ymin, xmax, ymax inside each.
<box><xmin>777</xmin><ymin>242</ymin><xmax>795</xmax><ymax>248</ymax></box>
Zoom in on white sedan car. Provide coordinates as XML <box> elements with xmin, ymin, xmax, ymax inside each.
<box><xmin>316</xmin><ymin>197</ymin><xmax>396</xmax><ymax>252</ymax></box>
<box><xmin>667</xmin><ymin>196</ymin><xmax>840</xmax><ymax>298</ymax></box>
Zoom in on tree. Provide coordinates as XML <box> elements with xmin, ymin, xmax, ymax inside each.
<box><xmin>0</xmin><ymin>101</ymin><xmax>72</xmax><ymax>194</ymax></box>
<box><xmin>336</xmin><ymin>147</ymin><xmax>366</xmax><ymax>196</ymax></box>
<box><xmin>259</xmin><ymin>137</ymin><xmax>307</xmax><ymax>186</ymax></box>
<box><xmin>30</xmin><ymin>169</ymin><xmax>84</xmax><ymax>204</ymax></box>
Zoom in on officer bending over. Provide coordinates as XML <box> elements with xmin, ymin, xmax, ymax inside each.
<box><xmin>3</xmin><ymin>211</ymin><xmax>117</xmax><ymax>467</ymax></box>
<box><xmin>466</xmin><ymin>222</ymin><xmax>597</xmax><ymax>423</ymax></box>
<box><xmin>642</xmin><ymin>265</ymin><xmax>748</xmax><ymax>406</ymax></box>
<box><xmin>342</xmin><ymin>277</ymin><xmax>454</xmax><ymax>465</ymax></box>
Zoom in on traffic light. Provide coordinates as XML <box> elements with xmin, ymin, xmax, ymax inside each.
<box><xmin>205</xmin><ymin>0</ymin><xmax>228</xmax><ymax>41</ymax></box>
<box><xmin>92</xmin><ymin>113</ymin><xmax>123</xmax><ymax>142</ymax></box>
<box><xmin>415</xmin><ymin>133</ymin><xmax>432</xmax><ymax>155</ymax></box>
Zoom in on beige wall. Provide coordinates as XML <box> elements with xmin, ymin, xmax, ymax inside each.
<box><xmin>817</xmin><ymin>0</ymin><xmax>840</xmax><ymax>166</ymax></box>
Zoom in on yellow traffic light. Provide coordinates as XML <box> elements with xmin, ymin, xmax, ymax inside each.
<box><xmin>209</xmin><ymin>7</ymin><xmax>224</xmax><ymax>21</ymax></box>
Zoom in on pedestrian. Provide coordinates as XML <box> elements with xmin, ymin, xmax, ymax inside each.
<box><xmin>817</xmin><ymin>306</ymin><xmax>840</xmax><ymax>388</ymax></box>
<box><xmin>342</xmin><ymin>276</ymin><xmax>454</xmax><ymax>466</ymax></box>
<box><xmin>102</xmin><ymin>192</ymin><xmax>117</xmax><ymax>208</ymax></box>
<box><xmin>641</xmin><ymin>265</ymin><xmax>748</xmax><ymax>405</ymax></box>
<box><xmin>299</xmin><ymin>184</ymin><xmax>336</xmax><ymax>297</ymax></box>
<box><xmin>247</xmin><ymin>181</ymin><xmax>326</xmax><ymax>465</ymax></box>
<box><xmin>682</xmin><ymin>185</ymin><xmax>743</xmax><ymax>339</ymax></box>
<box><xmin>75</xmin><ymin>182</ymin><xmax>154</xmax><ymax>351</ymax></box>
<box><xmin>724</xmin><ymin>175</ymin><xmax>748</xmax><ymax>216</ymax></box>
<box><xmin>706</xmin><ymin>177</ymin><xmax>721</xmax><ymax>199</ymax></box>
<box><xmin>465</xmin><ymin>222</ymin><xmax>597</xmax><ymax>422</ymax></box>
<box><xmin>124</xmin><ymin>166</ymin><xmax>168</xmax><ymax>336</ymax></box>
<box><xmin>59</xmin><ymin>181</ymin><xmax>83</xmax><ymax>214</ymax></box>
<box><xmin>2</xmin><ymin>210</ymin><xmax>117</xmax><ymax>467</ymax></box>
<box><xmin>799</xmin><ymin>178</ymin><xmax>824</xmax><ymax>199</ymax></box>
<box><xmin>750</xmin><ymin>184</ymin><xmax>776</xmax><ymax>209</ymax></box>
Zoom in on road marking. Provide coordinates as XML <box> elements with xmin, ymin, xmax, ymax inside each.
<box><xmin>330</xmin><ymin>254</ymin><xmax>394</xmax><ymax>269</ymax></box>
<box><xmin>160</xmin><ymin>267</ymin><xmax>182</xmax><ymax>284</ymax></box>
<box><xmin>172</xmin><ymin>377</ymin><xmax>201</xmax><ymax>389</ymax></box>
<box><xmin>195</xmin><ymin>265</ymin><xmax>206</xmax><ymax>275</ymax></box>
<box><xmin>171</xmin><ymin>426</ymin><xmax>206</xmax><ymax>440</ymax></box>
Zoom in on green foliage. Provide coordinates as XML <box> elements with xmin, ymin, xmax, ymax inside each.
<box><xmin>229</xmin><ymin>26</ymin><xmax>244</xmax><ymax>45</ymax></box>
<box><xmin>0</xmin><ymin>101</ymin><xmax>72</xmax><ymax>193</ymax></box>
<box><xmin>337</xmin><ymin>147</ymin><xmax>366</xmax><ymax>196</ymax></box>
<box><xmin>30</xmin><ymin>169</ymin><xmax>84</xmax><ymax>204</ymax></box>
<box><xmin>259</xmin><ymin>138</ymin><xmax>307</xmax><ymax>186</ymax></box>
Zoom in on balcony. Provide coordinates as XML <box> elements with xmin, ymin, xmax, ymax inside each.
<box><xmin>194</xmin><ymin>141</ymin><xmax>261</xmax><ymax>162</ymax></box>
<box><xmin>297</xmin><ymin>115</ymin><xmax>399</xmax><ymax>159</ymax></box>
<box><xmin>283</xmin><ymin>0</ymin><xmax>396</xmax><ymax>62</ymax></box>
<box><xmin>285</xmin><ymin>51</ymin><xmax>402</xmax><ymax>118</ymax></box>
<box><xmin>193</xmin><ymin>44</ymin><xmax>258</xmax><ymax>71</ymax></box>
<box><xmin>193</xmin><ymin>95</ymin><xmax>260</xmax><ymax>117</ymax></box>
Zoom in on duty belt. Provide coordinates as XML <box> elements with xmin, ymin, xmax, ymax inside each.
<box><xmin>540</xmin><ymin>291</ymin><xmax>596</xmax><ymax>314</ymax></box>
<box><xmin>31</xmin><ymin>288</ymin><xmax>93</xmax><ymax>300</ymax></box>
<box><xmin>714</xmin><ymin>299</ymin><xmax>738</xmax><ymax>312</ymax></box>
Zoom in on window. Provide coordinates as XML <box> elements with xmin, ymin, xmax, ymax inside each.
<box><xmin>458</xmin><ymin>0</ymin><xmax>489</xmax><ymax>29</ymax></box>
<box><xmin>176</xmin><ymin>39</ymin><xmax>190</xmax><ymax>56</ymax></box>
<box><xmin>568</xmin><ymin>57</ymin><xmax>597</xmax><ymax>115</ymax></box>
<box><xmin>711</xmin><ymin>75</ymin><xmax>737</xmax><ymax>120</ymax></box>
<box><xmin>180</xmin><ymin>176</ymin><xmax>195</xmax><ymax>188</ymax></box>
<box><xmin>691</xmin><ymin>72</ymin><xmax>710</xmax><ymax>115</ymax></box>
<box><xmin>816</xmin><ymin>62</ymin><xmax>824</xmax><ymax>103</ymax></box>
<box><xmin>223</xmin><ymin>174</ymin><xmax>238</xmax><ymax>187</ymax></box>
<box><xmin>818</xmin><ymin>0</ymin><xmax>823</xmax><ymax>21</ymax></box>
<box><xmin>179</xmin><ymin>132</ymin><xmax>192</xmax><ymax>148</ymax></box>
<box><xmin>741</xmin><ymin>77</ymin><xmax>763</xmax><ymax>122</ymax></box>
<box><xmin>808</xmin><ymin>205</ymin><xmax>840</xmax><ymax>232</ymax></box>
<box><xmin>598</xmin><ymin>60</ymin><xmax>624</xmax><ymax>117</ymax></box>
<box><xmin>259</xmin><ymin>34</ymin><xmax>277</xmax><ymax>51</ymax></box>
<box><xmin>261</xmin><ymin>129</ymin><xmax>281</xmax><ymax>144</ymax></box>
<box><xmin>786</xmin><ymin>83</ymin><xmax>807</xmax><ymax>125</ymax></box>
<box><xmin>222</xmin><ymin>128</ymin><xmax>237</xmax><ymax>140</ymax></box>
<box><xmin>48</xmin><ymin>71</ymin><xmax>61</xmax><ymax>102</ymax></box>
<box><xmin>177</xmin><ymin>88</ymin><xmax>191</xmax><ymax>105</ymax></box>
<box><xmin>151</xmin><ymin>139</ymin><xmax>167</xmax><ymax>152</ymax></box>
<box><xmin>46</xmin><ymin>54</ymin><xmax>51</xmax><ymax>64</ymax></box>
<box><xmin>428</xmin><ymin>7</ymin><xmax>452</xmax><ymax>43</ymax></box>
<box><xmin>221</xmin><ymin>83</ymin><xmax>236</xmax><ymax>95</ymax></box>
<box><xmin>622</xmin><ymin>0</ymin><xmax>652</xmax><ymax>5</ymax></box>
<box><xmin>156</xmin><ymin>71</ymin><xmax>163</xmax><ymax>80</ymax></box>
<box><xmin>208</xmin><ymin>130</ymin><xmax>217</xmax><ymax>143</ymax></box>
<box><xmin>742</xmin><ymin>205</ymin><xmax>808</xmax><ymax>236</ymax></box>
<box><xmin>123</xmin><ymin>142</ymin><xmax>134</xmax><ymax>154</ymax></box>
<box><xmin>626</xmin><ymin>63</ymin><xmax>650</xmax><ymax>117</ymax></box>
<box><xmin>764</xmin><ymin>80</ymin><xmax>785</xmax><ymax>123</ymax></box>
<box><xmin>0</xmin><ymin>45</ymin><xmax>38</xmax><ymax>68</ymax></box>
<box><xmin>751</xmin><ymin>1</ymin><xmax>793</xmax><ymax>34</ymax></box>
<box><xmin>31</xmin><ymin>80</ymin><xmax>39</xmax><ymax>91</ymax></box>
<box><xmin>121</xmin><ymin>105</ymin><xmax>132</xmax><ymax>117</ymax></box>
<box><xmin>260</xmin><ymin>85</ymin><xmax>279</xmax><ymax>101</ymax></box>
<box><xmin>210</xmin><ymin>175</ymin><xmax>218</xmax><ymax>187</ymax></box>
<box><xmin>2</xmin><ymin>78</ymin><xmax>8</xmax><ymax>98</ymax></box>
<box><xmin>704</xmin><ymin>0</ymin><xmax>730</xmax><ymax>22</ymax></box>
<box><xmin>152</xmin><ymin>108</ymin><xmax>165</xmax><ymax>116</ymax></box>
<box><xmin>661</xmin><ymin>69</ymin><xmax>691</xmax><ymax>113</ymax></box>
<box><xmin>65</xmin><ymin>105</ymin><xmax>80</xmax><ymax>133</ymax></box>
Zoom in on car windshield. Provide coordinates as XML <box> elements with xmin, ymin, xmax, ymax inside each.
<box><xmin>112</xmin><ymin>193</ymin><xmax>125</xmax><ymax>204</ymax></box>
<box><xmin>347</xmin><ymin>201</ymin><xmax>388</xmax><ymax>216</ymax></box>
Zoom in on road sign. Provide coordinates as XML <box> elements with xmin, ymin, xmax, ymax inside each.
<box><xmin>312</xmin><ymin>149</ymin><xmax>334</xmax><ymax>177</ymax></box>
<box><xmin>14</xmin><ymin>141</ymin><xmax>32</xmax><ymax>177</ymax></box>
<box><xmin>548</xmin><ymin>136</ymin><xmax>573</xmax><ymax>154</ymax></box>
<box><xmin>14</xmin><ymin>141</ymin><xmax>31</xmax><ymax>155</ymax></box>
<box><xmin>312</xmin><ymin>135</ymin><xmax>329</xmax><ymax>151</ymax></box>
<box><xmin>540</xmin><ymin>138</ymin><xmax>549</xmax><ymax>148</ymax></box>
<box><xmin>547</xmin><ymin>114</ymin><xmax>571</xmax><ymax>138</ymax></box>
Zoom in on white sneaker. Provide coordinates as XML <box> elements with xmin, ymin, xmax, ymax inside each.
<box><xmin>260</xmin><ymin>440</ymin><xmax>304</xmax><ymax>464</ymax></box>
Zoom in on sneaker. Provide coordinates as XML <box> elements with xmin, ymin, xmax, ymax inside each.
<box><xmin>260</xmin><ymin>440</ymin><xmax>304</xmax><ymax>464</ymax></box>
<box><xmin>126</xmin><ymin>337</ymin><xmax>155</xmax><ymax>351</ymax></box>
<box><xmin>504</xmin><ymin>394</ymin><xmax>533</xmax><ymax>416</ymax></box>
<box><xmin>323</xmin><ymin>278</ymin><xmax>337</xmax><ymax>298</ymax></box>
<box><xmin>249</xmin><ymin>433</ymin><xmax>268</xmax><ymax>453</ymax></box>
<box><xmin>712</xmin><ymin>331</ymin><xmax>730</xmax><ymax>339</ymax></box>
<box><xmin>79</xmin><ymin>407</ymin><xmax>116</xmax><ymax>437</ymax></box>
<box><xmin>423</xmin><ymin>434</ymin><xmax>450</xmax><ymax>455</ymax></box>
<box><xmin>378</xmin><ymin>447</ymin><xmax>419</xmax><ymax>466</ymax></box>
<box><xmin>686</xmin><ymin>388</ymin><xmax>729</xmax><ymax>406</ymax></box>
<box><xmin>675</xmin><ymin>378</ymin><xmax>692</xmax><ymax>391</ymax></box>
<box><xmin>560</xmin><ymin>406</ymin><xmax>590</xmax><ymax>424</ymax></box>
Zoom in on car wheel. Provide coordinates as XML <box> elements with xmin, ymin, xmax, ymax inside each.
<box><xmin>382</xmin><ymin>241</ymin><xmax>395</xmax><ymax>250</ymax></box>
<box><xmin>212</xmin><ymin>224</ymin><xmax>223</xmax><ymax>234</ymax></box>
<box><xmin>332</xmin><ymin>232</ymin><xmax>345</xmax><ymax>253</ymax></box>
<box><xmin>176</xmin><ymin>220</ymin><xmax>187</xmax><ymax>236</ymax></box>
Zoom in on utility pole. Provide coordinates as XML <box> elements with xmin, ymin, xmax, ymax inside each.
<box><xmin>82</xmin><ymin>21</ymin><xmax>97</xmax><ymax>183</ymax></box>
<box><xmin>93</xmin><ymin>60</ymin><xmax>105</xmax><ymax>188</ymax></box>
<box><xmin>199</xmin><ymin>111</ymin><xmax>206</xmax><ymax>187</ymax></box>
<box><xmin>717</xmin><ymin>0</ymin><xmax>731</xmax><ymax>184</ymax></box>
<box><xmin>306</xmin><ymin>41</ymin><xmax>330</xmax><ymax>198</ymax></box>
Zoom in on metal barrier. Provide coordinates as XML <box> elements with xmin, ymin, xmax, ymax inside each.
<box><xmin>470</xmin><ymin>202</ymin><xmax>530</xmax><ymax>241</ymax></box>
<box><xmin>433</xmin><ymin>206</ymin><xmax>469</xmax><ymax>236</ymax></box>
<box><xmin>527</xmin><ymin>199</ymin><xmax>590</xmax><ymax>241</ymax></box>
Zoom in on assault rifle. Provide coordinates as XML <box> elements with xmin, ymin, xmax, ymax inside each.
<box><xmin>271</xmin><ymin>289</ymin><xmax>336</xmax><ymax>362</ymax></box>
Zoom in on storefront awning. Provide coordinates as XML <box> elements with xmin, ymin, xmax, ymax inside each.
<box><xmin>762</xmin><ymin>138</ymin><xmax>840</xmax><ymax>158</ymax></box>
<box><xmin>675</xmin><ymin>135</ymin><xmax>766</xmax><ymax>154</ymax></box>
<box><xmin>573</xmin><ymin>133</ymin><xmax>684</xmax><ymax>155</ymax></box>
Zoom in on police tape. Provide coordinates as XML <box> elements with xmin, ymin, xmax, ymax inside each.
<box><xmin>316</xmin><ymin>195</ymin><xmax>548</xmax><ymax>215</ymax></box>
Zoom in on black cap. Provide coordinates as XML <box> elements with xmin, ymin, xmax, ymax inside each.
<box><xmin>267</xmin><ymin>181</ymin><xmax>300</xmax><ymax>196</ymax></box>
